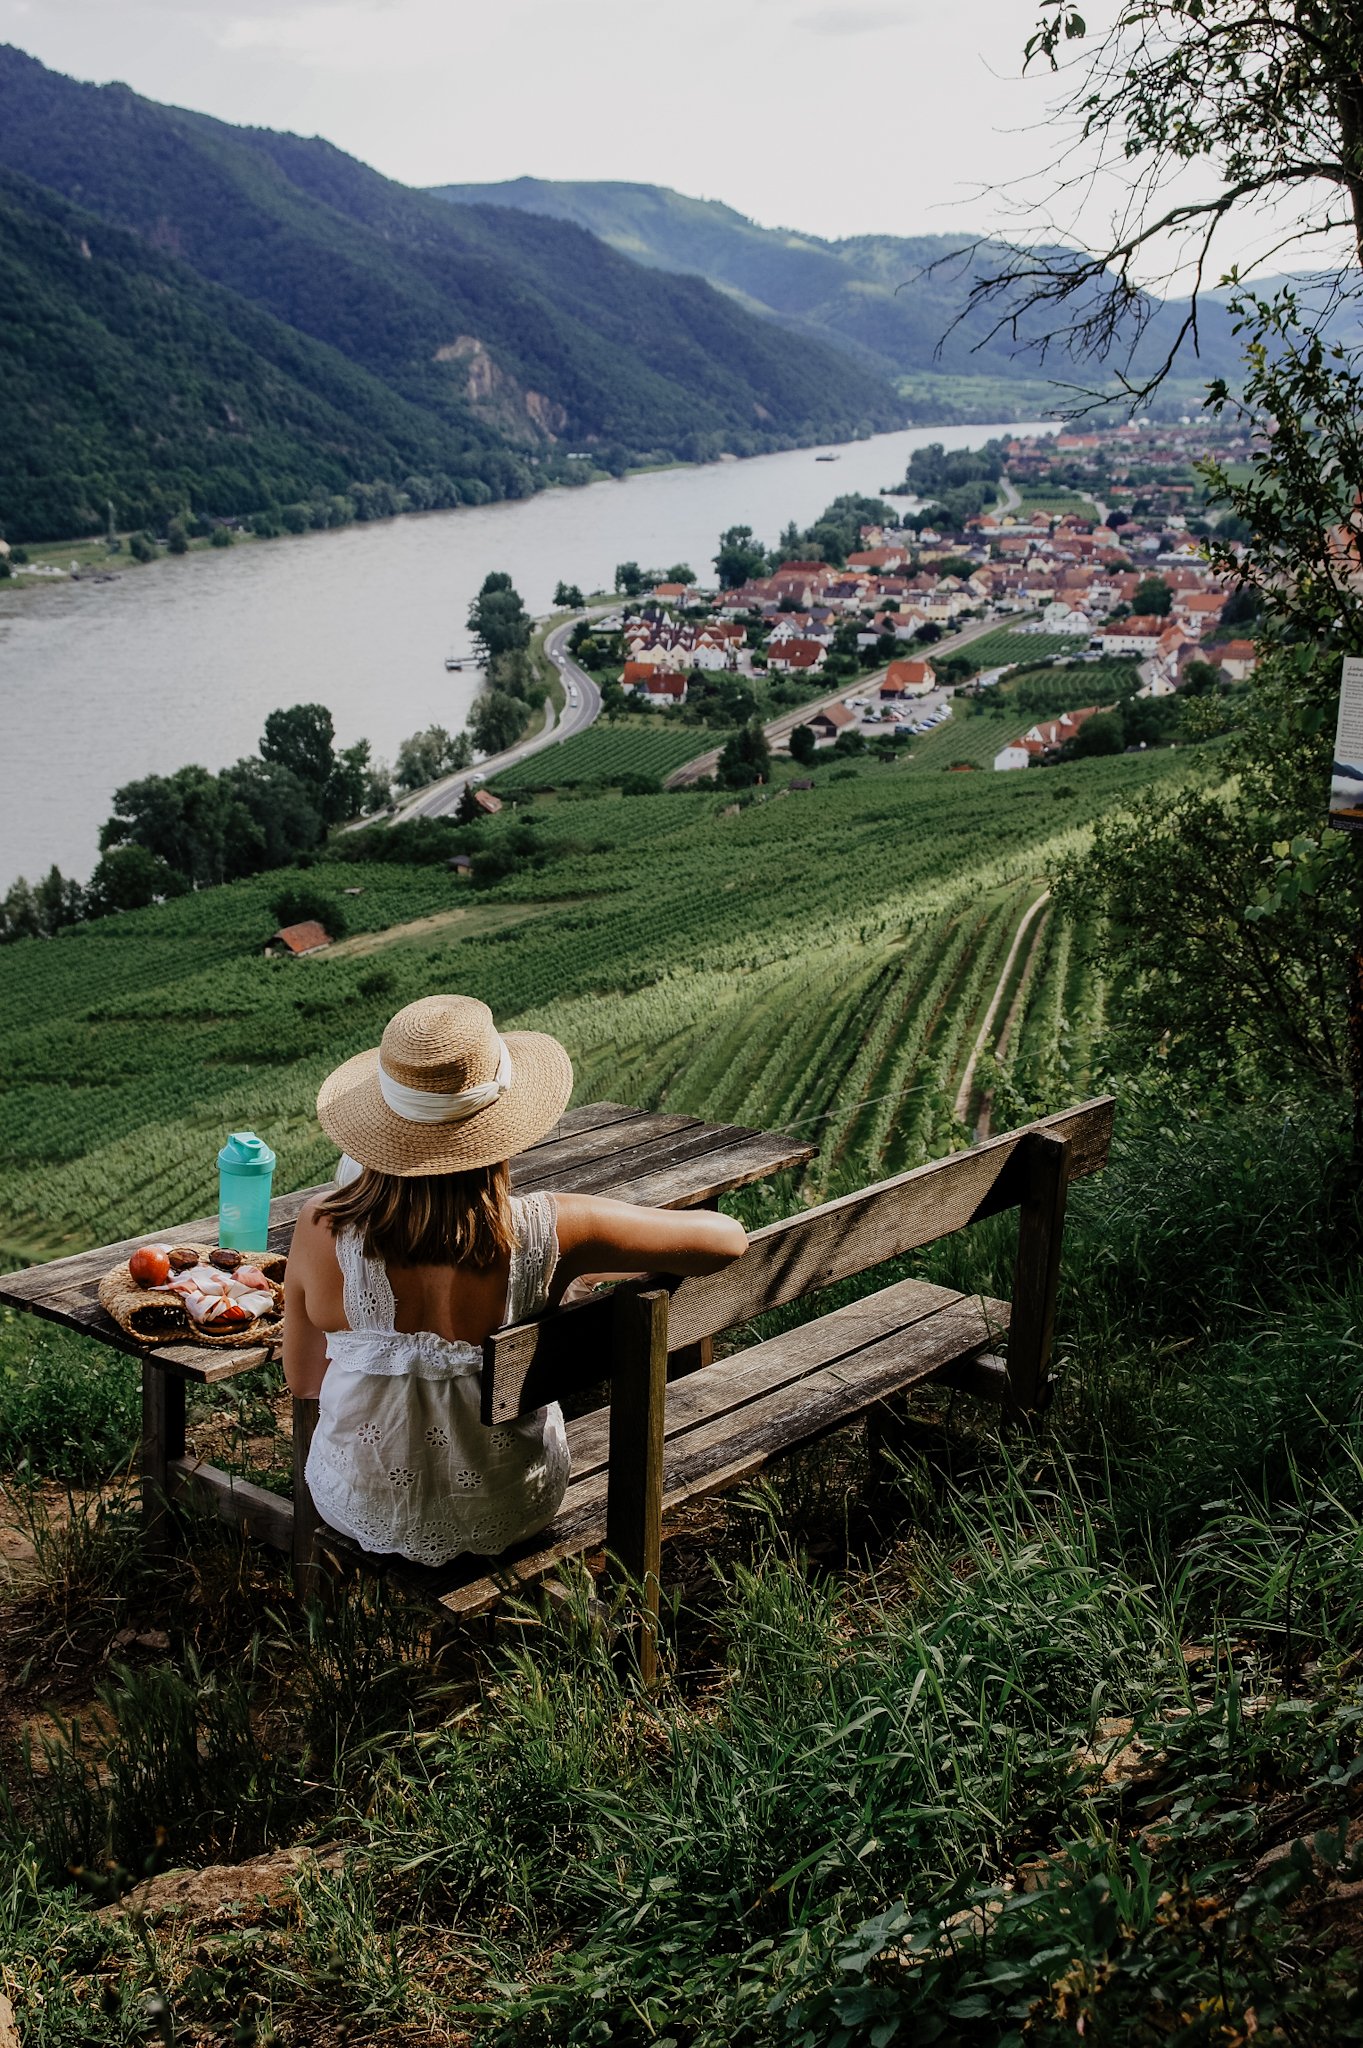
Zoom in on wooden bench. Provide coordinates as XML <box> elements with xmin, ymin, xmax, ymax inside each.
<box><xmin>319</xmin><ymin>1097</ymin><xmax>1113</xmax><ymax>1675</ymax></box>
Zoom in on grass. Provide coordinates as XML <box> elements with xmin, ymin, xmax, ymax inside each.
<box><xmin>2</xmin><ymin>1092</ymin><xmax>1362</xmax><ymax>2043</ymax></box>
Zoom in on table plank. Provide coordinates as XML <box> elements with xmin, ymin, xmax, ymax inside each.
<box><xmin>607</xmin><ymin>1132</ymin><xmax>817</xmax><ymax>1210</ymax></box>
<box><xmin>511</xmin><ymin>1112</ymin><xmax>702</xmax><ymax>1185</ymax></box>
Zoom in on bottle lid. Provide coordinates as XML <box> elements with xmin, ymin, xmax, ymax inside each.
<box><xmin>217</xmin><ymin>1130</ymin><xmax>276</xmax><ymax>1175</ymax></box>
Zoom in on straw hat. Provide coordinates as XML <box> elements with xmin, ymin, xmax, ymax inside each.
<box><xmin>317</xmin><ymin>995</ymin><xmax>573</xmax><ymax>1175</ymax></box>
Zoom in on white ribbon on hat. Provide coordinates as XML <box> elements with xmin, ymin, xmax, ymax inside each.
<box><xmin>377</xmin><ymin>1036</ymin><xmax>514</xmax><ymax>1124</ymax></box>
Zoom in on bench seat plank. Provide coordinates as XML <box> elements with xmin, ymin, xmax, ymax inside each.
<box><xmin>557</xmin><ymin>1276</ymin><xmax>979</xmax><ymax>1485</ymax></box>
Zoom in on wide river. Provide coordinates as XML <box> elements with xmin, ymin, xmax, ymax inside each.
<box><xmin>0</xmin><ymin>421</ymin><xmax>1052</xmax><ymax>885</ymax></box>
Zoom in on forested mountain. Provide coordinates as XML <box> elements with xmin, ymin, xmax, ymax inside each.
<box><xmin>0</xmin><ymin>47</ymin><xmax>902</xmax><ymax>541</ymax></box>
<box><xmin>428</xmin><ymin>178</ymin><xmax>1245</xmax><ymax>395</ymax></box>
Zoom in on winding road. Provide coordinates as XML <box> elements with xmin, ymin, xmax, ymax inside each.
<box><xmin>394</xmin><ymin>616</ymin><xmax>603</xmax><ymax>820</ymax></box>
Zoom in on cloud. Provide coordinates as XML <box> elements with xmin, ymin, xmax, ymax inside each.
<box><xmin>794</xmin><ymin>5</ymin><xmax>912</xmax><ymax>33</ymax></box>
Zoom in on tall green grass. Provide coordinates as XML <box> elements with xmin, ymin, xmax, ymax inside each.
<box><xmin>1</xmin><ymin>1088</ymin><xmax>1361</xmax><ymax>2043</ymax></box>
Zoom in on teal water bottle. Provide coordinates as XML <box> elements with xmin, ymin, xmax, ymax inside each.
<box><xmin>218</xmin><ymin>1131</ymin><xmax>277</xmax><ymax>1250</ymax></box>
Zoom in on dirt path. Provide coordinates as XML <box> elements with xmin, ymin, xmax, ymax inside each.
<box><xmin>952</xmin><ymin>890</ymin><xmax>1051</xmax><ymax>1125</ymax></box>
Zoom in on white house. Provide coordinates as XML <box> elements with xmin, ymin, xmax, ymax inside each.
<box><xmin>994</xmin><ymin>744</ymin><xmax>1032</xmax><ymax>772</ymax></box>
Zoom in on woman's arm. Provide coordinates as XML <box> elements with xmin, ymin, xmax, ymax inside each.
<box><xmin>548</xmin><ymin>1192</ymin><xmax>746</xmax><ymax>1306</ymax></box>
<box><xmin>282</xmin><ymin>1201</ymin><xmax>333</xmax><ymax>1399</ymax></box>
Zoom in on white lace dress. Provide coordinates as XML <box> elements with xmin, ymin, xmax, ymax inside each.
<box><xmin>304</xmin><ymin>1192</ymin><xmax>571</xmax><ymax>1567</ymax></box>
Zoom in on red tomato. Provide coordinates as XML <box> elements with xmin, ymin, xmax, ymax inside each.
<box><xmin>129</xmin><ymin>1247</ymin><xmax>171</xmax><ymax>1287</ymax></box>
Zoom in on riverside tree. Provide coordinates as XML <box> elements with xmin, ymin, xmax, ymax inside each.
<box><xmin>394</xmin><ymin>726</ymin><xmax>473</xmax><ymax>792</ymax></box>
<box><xmin>468</xmin><ymin>572</ymin><xmax>532</xmax><ymax>661</ymax></box>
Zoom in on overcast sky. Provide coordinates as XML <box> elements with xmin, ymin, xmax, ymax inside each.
<box><xmin>0</xmin><ymin>0</ymin><xmax>1331</xmax><ymax>279</ymax></box>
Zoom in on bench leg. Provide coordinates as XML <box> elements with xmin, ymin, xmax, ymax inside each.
<box><xmin>141</xmin><ymin>1362</ymin><xmax>184</xmax><ymax>1554</ymax></box>
<box><xmin>291</xmin><ymin>1396</ymin><xmax>323</xmax><ymax>1603</ymax></box>
<box><xmin>667</xmin><ymin>1335</ymin><xmax>713</xmax><ymax>1381</ymax></box>
<box><xmin>1007</xmin><ymin>1129</ymin><xmax>1070</xmax><ymax>1413</ymax></box>
<box><xmin>605</xmin><ymin>1288</ymin><xmax>670</xmax><ymax>1685</ymax></box>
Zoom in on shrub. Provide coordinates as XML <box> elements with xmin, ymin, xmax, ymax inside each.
<box><xmin>127</xmin><ymin>532</ymin><xmax>157</xmax><ymax>563</ymax></box>
<box><xmin>209</xmin><ymin>526</ymin><xmax>234</xmax><ymax>548</ymax></box>
<box><xmin>270</xmin><ymin>885</ymin><xmax>347</xmax><ymax>939</ymax></box>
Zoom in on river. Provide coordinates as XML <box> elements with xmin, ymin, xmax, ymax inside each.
<box><xmin>0</xmin><ymin>422</ymin><xmax>1053</xmax><ymax>885</ymax></box>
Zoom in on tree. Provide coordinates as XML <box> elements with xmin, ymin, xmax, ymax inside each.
<box><xmin>489</xmin><ymin>649</ymin><xmax>537</xmax><ymax>703</ymax></box>
<box><xmin>1180</xmin><ymin>659</ymin><xmax>1222</xmax><ymax>696</ymax></box>
<box><xmin>718</xmin><ymin>719</ymin><xmax>772</xmax><ymax>788</ymax></box>
<box><xmin>395</xmin><ymin>726</ymin><xmax>473</xmax><ymax>791</ymax></box>
<box><xmin>363</xmin><ymin>761</ymin><xmax>394</xmax><ymax>814</ymax></box>
<box><xmin>614</xmin><ymin>562</ymin><xmax>644</xmax><ymax>597</ymax></box>
<box><xmin>166</xmin><ymin>518</ymin><xmax>188</xmax><ymax>555</ymax></box>
<box><xmin>961</xmin><ymin>1</ymin><xmax>1363</xmax><ymax>408</ymax></box>
<box><xmin>1133</xmin><ymin>576</ymin><xmax>1172</xmax><ymax>617</ymax></box>
<box><xmin>209</xmin><ymin>525</ymin><xmax>233</xmax><ymax>548</ymax></box>
<box><xmin>713</xmin><ymin>527</ymin><xmax>770</xmax><ymax>589</ymax></box>
<box><xmin>468</xmin><ymin>690</ymin><xmax>531</xmax><ymax>756</ymax></box>
<box><xmin>666</xmin><ymin>564</ymin><xmax>697</xmax><ymax>586</ymax></box>
<box><xmin>468</xmin><ymin>572</ymin><xmax>532</xmax><ymax>660</ymax></box>
<box><xmin>789</xmin><ymin>724</ymin><xmax>818</xmax><ymax>766</ymax></box>
<box><xmin>98</xmin><ymin>765</ymin><xmax>243</xmax><ymax>889</ymax></box>
<box><xmin>0</xmin><ymin>865</ymin><xmax>89</xmax><ymax>942</ymax></box>
<box><xmin>600</xmin><ymin>680</ymin><xmax>628</xmax><ymax>724</ymax></box>
<box><xmin>261</xmin><ymin>703</ymin><xmax>335</xmax><ymax>798</ymax></box>
<box><xmin>326</xmin><ymin>739</ymin><xmax>375</xmax><ymax>822</ymax></box>
<box><xmin>221</xmin><ymin>758</ymin><xmax>323</xmax><ymax>871</ymax></box>
<box><xmin>1070</xmin><ymin>713</ymin><xmax>1124</xmax><ymax>757</ymax></box>
<box><xmin>554</xmin><ymin>580</ymin><xmax>585</xmax><ymax>608</ymax></box>
<box><xmin>86</xmin><ymin>845</ymin><xmax>189</xmax><ymax>916</ymax></box>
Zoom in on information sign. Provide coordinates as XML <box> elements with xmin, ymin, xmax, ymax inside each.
<box><xmin>1330</xmin><ymin>656</ymin><xmax>1363</xmax><ymax>831</ymax></box>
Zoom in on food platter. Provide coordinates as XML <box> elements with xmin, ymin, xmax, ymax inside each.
<box><xmin>98</xmin><ymin>1245</ymin><xmax>287</xmax><ymax>1348</ymax></box>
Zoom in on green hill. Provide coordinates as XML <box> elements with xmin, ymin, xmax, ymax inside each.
<box><xmin>0</xmin><ymin>47</ymin><xmax>904</xmax><ymax>539</ymax></box>
<box><xmin>0</xmin><ymin>164</ymin><xmax>528</xmax><ymax>540</ymax></box>
<box><xmin>427</xmin><ymin>178</ymin><xmax>1243</xmax><ymax>420</ymax></box>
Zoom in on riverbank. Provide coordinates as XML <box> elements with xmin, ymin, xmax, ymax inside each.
<box><xmin>0</xmin><ymin>422</ymin><xmax>1058</xmax><ymax>884</ymax></box>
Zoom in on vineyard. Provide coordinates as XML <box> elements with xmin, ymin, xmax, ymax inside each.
<box><xmin>959</xmin><ymin>629</ymin><xmax>1091</xmax><ymax>667</ymax></box>
<box><xmin>487</xmin><ymin>722</ymin><xmax>727</xmax><ymax>792</ymax></box>
<box><xmin>0</xmin><ymin>746</ymin><xmax>1195</xmax><ymax>1262</ymax></box>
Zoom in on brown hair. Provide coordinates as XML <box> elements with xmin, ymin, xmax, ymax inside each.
<box><xmin>315</xmin><ymin>1160</ymin><xmax>516</xmax><ymax>1269</ymax></box>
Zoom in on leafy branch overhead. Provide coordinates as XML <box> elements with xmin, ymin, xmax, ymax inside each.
<box><xmin>949</xmin><ymin>0</ymin><xmax>1363</xmax><ymax>407</ymax></box>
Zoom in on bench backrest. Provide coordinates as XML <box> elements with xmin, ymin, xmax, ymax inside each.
<box><xmin>483</xmin><ymin>1096</ymin><xmax>1115</xmax><ymax>1425</ymax></box>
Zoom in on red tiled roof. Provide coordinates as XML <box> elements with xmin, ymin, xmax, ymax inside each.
<box><xmin>272</xmin><ymin>920</ymin><xmax>331</xmax><ymax>955</ymax></box>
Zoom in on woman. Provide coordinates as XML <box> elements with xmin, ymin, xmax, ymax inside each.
<box><xmin>283</xmin><ymin>994</ymin><xmax>746</xmax><ymax>1568</ymax></box>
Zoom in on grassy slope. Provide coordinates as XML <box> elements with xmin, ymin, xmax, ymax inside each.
<box><xmin>4</xmin><ymin>730</ymin><xmax>1361</xmax><ymax>2041</ymax></box>
<box><xmin>0</xmin><ymin>748</ymin><xmax>1194</xmax><ymax>1260</ymax></box>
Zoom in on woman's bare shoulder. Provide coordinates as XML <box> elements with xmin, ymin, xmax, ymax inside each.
<box><xmin>291</xmin><ymin>1196</ymin><xmax>336</xmax><ymax>1260</ymax></box>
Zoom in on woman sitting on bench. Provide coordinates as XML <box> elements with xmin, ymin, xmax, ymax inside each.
<box><xmin>283</xmin><ymin>994</ymin><xmax>746</xmax><ymax>1570</ymax></box>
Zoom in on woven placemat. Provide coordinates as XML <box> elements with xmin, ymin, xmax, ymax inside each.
<box><xmin>98</xmin><ymin>1247</ymin><xmax>286</xmax><ymax>1348</ymax></box>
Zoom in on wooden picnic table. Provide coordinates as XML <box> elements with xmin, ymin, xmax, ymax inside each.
<box><xmin>0</xmin><ymin>1104</ymin><xmax>817</xmax><ymax>1582</ymax></box>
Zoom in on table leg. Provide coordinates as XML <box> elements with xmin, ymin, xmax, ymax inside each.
<box><xmin>291</xmin><ymin>1396</ymin><xmax>323</xmax><ymax>1603</ymax></box>
<box><xmin>141</xmin><ymin>1362</ymin><xmax>184</xmax><ymax>1554</ymax></box>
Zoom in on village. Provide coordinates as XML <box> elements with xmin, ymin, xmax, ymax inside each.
<box><xmin>576</xmin><ymin>418</ymin><xmax>1256</xmax><ymax>769</ymax></box>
